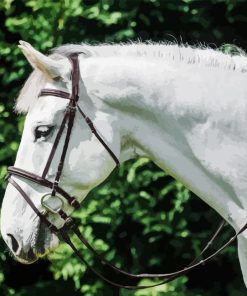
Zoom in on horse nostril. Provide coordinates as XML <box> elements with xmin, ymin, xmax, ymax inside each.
<box><xmin>7</xmin><ymin>233</ymin><xmax>19</xmax><ymax>253</ymax></box>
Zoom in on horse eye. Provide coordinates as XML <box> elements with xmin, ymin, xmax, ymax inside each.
<box><xmin>35</xmin><ymin>126</ymin><xmax>54</xmax><ymax>142</ymax></box>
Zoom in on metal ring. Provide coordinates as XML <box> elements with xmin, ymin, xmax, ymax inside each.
<box><xmin>41</xmin><ymin>193</ymin><xmax>64</xmax><ymax>214</ymax></box>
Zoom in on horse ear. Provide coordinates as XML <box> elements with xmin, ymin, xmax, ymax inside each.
<box><xmin>18</xmin><ymin>40</ymin><xmax>67</xmax><ymax>79</ymax></box>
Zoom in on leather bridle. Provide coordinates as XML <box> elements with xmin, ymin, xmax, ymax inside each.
<box><xmin>5</xmin><ymin>53</ymin><xmax>247</xmax><ymax>289</ymax></box>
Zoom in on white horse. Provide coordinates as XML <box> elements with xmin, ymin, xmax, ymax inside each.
<box><xmin>1</xmin><ymin>41</ymin><xmax>247</xmax><ymax>288</ymax></box>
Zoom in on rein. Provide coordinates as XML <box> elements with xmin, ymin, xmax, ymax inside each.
<box><xmin>5</xmin><ymin>53</ymin><xmax>247</xmax><ymax>289</ymax></box>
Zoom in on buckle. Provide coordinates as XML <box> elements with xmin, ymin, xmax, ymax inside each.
<box><xmin>71</xmin><ymin>198</ymin><xmax>80</xmax><ymax>209</ymax></box>
<box><xmin>41</xmin><ymin>193</ymin><xmax>64</xmax><ymax>214</ymax></box>
<box><xmin>66</xmin><ymin>104</ymin><xmax>76</xmax><ymax>113</ymax></box>
<box><xmin>65</xmin><ymin>217</ymin><xmax>75</xmax><ymax>228</ymax></box>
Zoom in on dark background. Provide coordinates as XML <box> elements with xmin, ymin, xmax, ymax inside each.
<box><xmin>1</xmin><ymin>0</ymin><xmax>247</xmax><ymax>295</ymax></box>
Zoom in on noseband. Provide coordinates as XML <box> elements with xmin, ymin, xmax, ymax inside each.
<box><xmin>5</xmin><ymin>53</ymin><xmax>247</xmax><ymax>289</ymax></box>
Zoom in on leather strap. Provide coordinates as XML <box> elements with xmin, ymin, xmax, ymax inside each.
<box><xmin>38</xmin><ymin>89</ymin><xmax>70</xmax><ymax>99</ymax></box>
<box><xmin>7</xmin><ymin>166</ymin><xmax>80</xmax><ymax>209</ymax></box>
<box><xmin>76</xmin><ymin>104</ymin><xmax>120</xmax><ymax>166</ymax></box>
<box><xmin>68</xmin><ymin>220</ymin><xmax>228</xmax><ymax>279</ymax></box>
<box><xmin>42</xmin><ymin>111</ymin><xmax>70</xmax><ymax>179</ymax></box>
<box><xmin>60</xmin><ymin>229</ymin><xmax>176</xmax><ymax>289</ymax></box>
<box><xmin>68</xmin><ymin>53</ymin><xmax>80</xmax><ymax>102</ymax></box>
<box><xmin>51</xmin><ymin>102</ymin><xmax>76</xmax><ymax>197</ymax></box>
<box><xmin>59</xmin><ymin>217</ymin><xmax>245</xmax><ymax>289</ymax></box>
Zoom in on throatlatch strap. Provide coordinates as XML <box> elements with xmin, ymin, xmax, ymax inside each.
<box><xmin>76</xmin><ymin>104</ymin><xmax>120</xmax><ymax>166</ymax></box>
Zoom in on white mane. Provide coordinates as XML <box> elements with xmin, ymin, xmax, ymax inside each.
<box><xmin>16</xmin><ymin>42</ymin><xmax>247</xmax><ymax>113</ymax></box>
<box><xmin>55</xmin><ymin>42</ymin><xmax>247</xmax><ymax>71</ymax></box>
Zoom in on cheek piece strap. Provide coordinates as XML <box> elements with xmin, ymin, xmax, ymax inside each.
<box><xmin>5</xmin><ymin>53</ymin><xmax>247</xmax><ymax>289</ymax></box>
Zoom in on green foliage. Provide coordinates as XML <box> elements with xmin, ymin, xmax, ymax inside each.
<box><xmin>1</xmin><ymin>0</ymin><xmax>247</xmax><ymax>295</ymax></box>
<box><xmin>48</xmin><ymin>160</ymin><xmax>191</xmax><ymax>295</ymax></box>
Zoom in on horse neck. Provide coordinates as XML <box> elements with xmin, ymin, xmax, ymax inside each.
<box><xmin>80</xmin><ymin>55</ymin><xmax>247</xmax><ymax>232</ymax></box>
